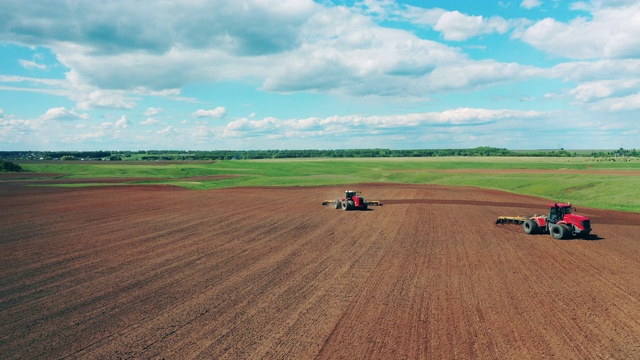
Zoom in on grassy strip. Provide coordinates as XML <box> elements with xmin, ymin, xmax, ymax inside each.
<box><xmin>19</xmin><ymin>157</ymin><xmax>640</xmax><ymax>212</ymax></box>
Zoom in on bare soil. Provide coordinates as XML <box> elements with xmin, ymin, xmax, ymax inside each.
<box><xmin>1</xmin><ymin>182</ymin><xmax>640</xmax><ymax>359</ymax></box>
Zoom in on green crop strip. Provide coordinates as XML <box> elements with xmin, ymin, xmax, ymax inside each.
<box><xmin>17</xmin><ymin>157</ymin><xmax>640</xmax><ymax>213</ymax></box>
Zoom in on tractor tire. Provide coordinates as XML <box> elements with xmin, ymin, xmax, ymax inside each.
<box><xmin>550</xmin><ymin>224</ymin><xmax>567</xmax><ymax>240</ymax></box>
<box><xmin>346</xmin><ymin>200</ymin><xmax>355</xmax><ymax>210</ymax></box>
<box><xmin>334</xmin><ymin>199</ymin><xmax>342</xmax><ymax>209</ymax></box>
<box><xmin>342</xmin><ymin>200</ymin><xmax>349</xmax><ymax>211</ymax></box>
<box><xmin>523</xmin><ymin>219</ymin><xmax>539</xmax><ymax>234</ymax></box>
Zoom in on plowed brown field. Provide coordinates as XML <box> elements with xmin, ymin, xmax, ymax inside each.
<box><xmin>2</xmin><ymin>182</ymin><xmax>640</xmax><ymax>359</ymax></box>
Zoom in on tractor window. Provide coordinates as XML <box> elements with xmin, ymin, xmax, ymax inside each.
<box><xmin>550</xmin><ymin>206</ymin><xmax>571</xmax><ymax>222</ymax></box>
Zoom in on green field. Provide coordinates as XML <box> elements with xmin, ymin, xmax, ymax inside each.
<box><xmin>16</xmin><ymin>157</ymin><xmax>640</xmax><ymax>213</ymax></box>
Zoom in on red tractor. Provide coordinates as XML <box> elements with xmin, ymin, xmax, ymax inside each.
<box><xmin>322</xmin><ymin>190</ymin><xmax>382</xmax><ymax>210</ymax></box>
<box><xmin>497</xmin><ymin>203</ymin><xmax>592</xmax><ymax>239</ymax></box>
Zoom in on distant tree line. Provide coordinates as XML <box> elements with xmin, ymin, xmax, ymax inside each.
<box><xmin>1</xmin><ymin>147</ymin><xmax>638</xmax><ymax>161</ymax></box>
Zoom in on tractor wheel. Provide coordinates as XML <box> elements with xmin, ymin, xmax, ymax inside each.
<box><xmin>346</xmin><ymin>200</ymin><xmax>355</xmax><ymax>210</ymax></box>
<box><xmin>334</xmin><ymin>199</ymin><xmax>342</xmax><ymax>209</ymax></box>
<box><xmin>550</xmin><ymin>224</ymin><xmax>567</xmax><ymax>240</ymax></box>
<box><xmin>342</xmin><ymin>200</ymin><xmax>349</xmax><ymax>211</ymax></box>
<box><xmin>523</xmin><ymin>219</ymin><xmax>539</xmax><ymax>234</ymax></box>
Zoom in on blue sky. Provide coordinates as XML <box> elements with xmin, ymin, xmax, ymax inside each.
<box><xmin>1</xmin><ymin>0</ymin><xmax>639</xmax><ymax>151</ymax></box>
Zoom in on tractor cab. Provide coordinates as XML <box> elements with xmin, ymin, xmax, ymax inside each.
<box><xmin>343</xmin><ymin>190</ymin><xmax>367</xmax><ymax>209</ymax></box>
<box><xmin>345</xmin><ymin>190</ymin><xmax>358</xmax><ymax>200</ymax></box>
<box><xmin>549</xmin><ymin>203</ymin><xmax>573</xmax><ymax>224</ymax></box>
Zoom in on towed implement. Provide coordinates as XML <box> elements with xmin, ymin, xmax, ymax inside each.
<box><xmin>497</xmin><ymin>203</ymin><xmax>592</xmax><ymax>240</ymax></box>
<box><xmin>322</xmin><ymin>190</ymin><xmax>382</xmax><ymax>210</ymax></box>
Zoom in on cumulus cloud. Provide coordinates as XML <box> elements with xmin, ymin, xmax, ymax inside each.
<box><xmin>433</xmin><ymin>11</ymin><xmax>511</xmax><ymax>41</ymax></box>
<box><xmin>157</xmin><ymin>126</ymin><xmax>180</xmax><ymax>135</ymax></box>
<box><xmin>520</xmin><ymin>0</ymin><xmax>542</xmax><ymax>9</ymax></box>
<box><xmin>519</xmin><ymin>3</ymin><xmax>640</xmax><ymax>59</ymax></box>
<box><xmin>590</xmin><ymin>93</ymin><xmax>640</xmax><ymax>112</ymax></box>
<box><xmin>397</xmin><ymin>5</ymin><xmax>446</xmax><ymax>24</ymax></box>
<box><xmin>144</xmin><ymin>107</ymin><xmax>161</xmax><ymax>116</ymax></box>
<box><xmin>548</xmin><ymin>59</ymin><xmax>640</xmax><ymax>83</ymax></box>
<box><xmin>140</xmin><ymin>118</ymin><xmax>160</xmax><ymax>125</ymax></box>
<box><xmin>191</xmin><ymin>126</ymin><xmax>215</xmax><ymax>139</ymax></box>
<box><xmin>115</xmin><ymin>116</ymin><xmax>131</xmax><ymax>129</ymax></box>
<box><xmin>569</xmin><ymin>79</ymin><xmax>640</xmax><ymax>102</ymax></box>
<box><xmin>427</xmin><ymin>60</ymin><xmax>543</xmax><ymax>91</ymax></box>
<box><xmin>262</xmin><ymin>6</ymin><xmax>472</xmax><ymax>96</ymax></box>
<box><xmin>98</xmin><ymin>115</ymin><xmax>131</xmax><ymax>130</ymax></box>
<box><xmin>40</xmin><ymin>107</ymin><xmax>89</xmax><ymax>121</ymax></box>
<box><xmin>192</xmin><ymin>107</ymin><xmax>227</xmax><ymax>118</ymax></box>
<box><xmin>74</xmin><ymin>89</ymin><xmax>136</xmax><ymax>110</ymax></box>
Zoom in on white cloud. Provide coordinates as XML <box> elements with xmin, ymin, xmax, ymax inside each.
<box><xmin>0</xmin><ymin>74</ymin><xmax>72</xmax><ymax>99</ymax></box>
<box><xmin>427</xmin><ymin>60</ymin><xmax>543</xmax><ymax>91</ymax></box>
<box><xmin>141</xmin><ymin>117</ymin><xmax>160</xmax><ymax>125</ymax></box>
<box><xmin>356</xmin><ymin>2</ymin><xmax>518</xmax><ymax>42</ymax></box>
<box><xmin>355</xmin><ymin>0</ymin><xmax>397</xmax><ymax>18</ymax></box>
<box><xmin>433</xmin><ymin>11</ymin><xmax>511</xmax><ymax>41</ymax></box>
<box><xmin>157</xmin><ymin>126</ymin><xmax>181</xmax><ymax>135</ymax></box>
<box><xmin>192</xmin><ymin>107</ymin><xmax>227</xmax><ymax>118</ymax></box>
<box><xmin>396</xmin><ymin>5</ymin><xmax>446</xmax><ymax>25</ymax></box>
<box><xmin>520</xmin><ymin>0</ymin><xmax>542</xmax><ymax>9</ymax></box>
<box><xmin>144</xmin><ymin>107</ymin><xmax>161</xmax><ymax>116</ymax></box>
<box><xmin>98</xmin><ymin>116</ymin><xmax>131</xmax><ymax>131</ymax></box>
<box><xmin>40</xmin><ymin>107</ymin><xmax>89</xmax><ymax>121</ymax></box>
<box><xmin>548</xmin><ymin>59</ymin><xmax>640</xmax><ymax>83</ymax></box>
<box><xmin>519</xmin><ymin>3</ymin><xmax>640</xmax><ymax>59</ymax></box>
<box><xmin>222</xmin><ymin>108</ymin><xmax>545</xmax><ymax>139</ymax></box>
<box><xmin>18</xmin><ymin>59</ymin><xmax>47</xmax><ymax>70</ymax></box>
<box><xmin>115</xmin><ymin>116</ymin><xmax>131</xmax><ymax>129</ymax></box>
<box><xmin>262</xmin><ymin>6</ymin><xmax>472</xmax><ymax>96</ymax></box>
<box><xmin>74</xmin><ymin>89</ymin><xmax>136</xmax><ymax>111</ymax></box>
<box><xmin>539</xmin><ymin>59</ymin><xmax>640</xmax><ymax>113</ymax></box>
<box><xmin>191</xmin><ymin>126</ymin><xmax>215</xmax><ymax>139</ymax></box>
<box><xmin>569</xmin><ymin>79</ymin><xmax>640</xmax><ymax>102</ymax></box>
<box><xmin>588</xmin><ymin>93</ymin><xmax>640</xmax><ymax>112</ymax></box>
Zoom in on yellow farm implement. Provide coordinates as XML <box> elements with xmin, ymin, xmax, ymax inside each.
<box><xmin>495</xmin><ymin>215</ymin><xmax>527</xmax><ymax>224</ymax></box>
